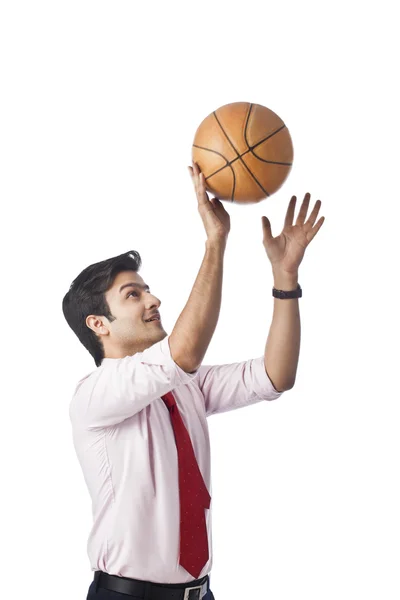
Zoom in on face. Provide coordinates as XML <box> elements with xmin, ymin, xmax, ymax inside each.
<box><xmin>86</xmin><ymin>270</ymin><xmax>167</xmax><ymax>359</ymax></box>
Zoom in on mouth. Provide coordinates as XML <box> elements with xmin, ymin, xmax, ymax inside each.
<box><xmin>144</xmin><ymin>316</ymin><xmax>161</xmax><ymax>324</ymax></box>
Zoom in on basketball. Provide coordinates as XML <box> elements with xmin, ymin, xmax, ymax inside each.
<box><xmin>192</xmin><ymin>101</ymin><xmax>294</xmax><ymax>204</ymax></box>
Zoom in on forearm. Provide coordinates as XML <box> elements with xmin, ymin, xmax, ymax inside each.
<box><xmin>264</xmin><ymin>270</ymin><xmax>301</xmax><ymax>392</ymax></box>
<box><xmin>169</xmin><ymin>239</ymin><xmax>225</xmax><ymax>372</ymax></box>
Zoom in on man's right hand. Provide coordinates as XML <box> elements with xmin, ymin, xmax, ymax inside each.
<box><xmin>188</xmin><ymin>161</ymin><xmax>231</xmax><ymax>245</ymax></box>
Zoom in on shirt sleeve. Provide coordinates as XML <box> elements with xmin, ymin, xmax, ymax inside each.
<box><xmin>197</xmin><ymin>356</ymin><xmax>284</xmax><ymax>417</ymax></box>
<box><xmin>70</xmin><ymin>336</ymin><xmax>199</xmax><ymax>429</ymax></box>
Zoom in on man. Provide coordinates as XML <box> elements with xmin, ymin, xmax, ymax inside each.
<box><xmin>62</xmin><ymin>162</ymin><xmax>324</xmax><ymax>599</ymax></box>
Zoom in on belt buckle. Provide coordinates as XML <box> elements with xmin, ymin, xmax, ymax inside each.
<box><xmin>183</xmin><ymin>583</ymin><xmax>203</xmax><ymax>600</ymax></box>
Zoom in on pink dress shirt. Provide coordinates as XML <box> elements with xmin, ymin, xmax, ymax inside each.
<box><xmin>69</xmin><ymin>335</ymin><xmax>284</xmax><ymax>584</ymax></box>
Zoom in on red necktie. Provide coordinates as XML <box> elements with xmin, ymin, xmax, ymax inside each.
<box><xmin>161</xmin><ymin>391</ymin><xmax>211</xmax><ymax>579</ymax></box>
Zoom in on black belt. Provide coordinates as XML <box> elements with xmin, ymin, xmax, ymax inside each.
<box><xmin>94</xmin><ymin>570</ymin><xmax>210</xmax><ymax>599</ymax></box>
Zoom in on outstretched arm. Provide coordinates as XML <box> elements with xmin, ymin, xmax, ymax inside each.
<box><xmin>262</xmin><ymin>192</ymin><xmax>325</xmax><ymax>392</ymax></box>
<box><xmin>264</xmin><ymin>270</ymin><xmax>300</xmax><ymax>392</ymax></box>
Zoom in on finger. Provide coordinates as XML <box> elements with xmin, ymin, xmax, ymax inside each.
<box><xmin>211</xmin><ymin>197</ymin><xmax>223</xmax><ymax>209</ymax></box>
<box><xmin>284</xmin><ymin>196</ymin><xmax>297</xmax><ymax>228</ymax></box>
<box><xmin>198</xmin><ymin>171</ymin><xmax>205</xmax><ymax>194</ymax></box>
<box><xmin>306</xmin><ymin>200</ymin><xmax>322</xmax><ymax>228</ymax></box>
<box><xmin>191</xmin><ymin>166</ymin><xmax>202</xmax><ymax>193</ymax></box>
<box><xmin>197</xmin><ymin>174</ymin><xmax>210</xmax><ymax>207</ymax></box>
<box><xmin>261</xmin><ymin>216</ymin><xmax>273</xmax><ymax>243</ymax></box>
<box><xmin>189</xmin><ymin>165</ymin><xmax>200</xmax><ymax>193</ymax></box>
<box><xmin>306</xmin><ymin>216</ymin><xmax>325</xmax><ymax>243</ymax></box>
<box><xmin>200</xmin><ymin>172</ymin><xmax>210</xmax><ymax>196</ymax></box>
<box><xmin>193</xmin><ymin>163</ymin><xmax>203</xmax><ymax>188</ymax></box>
<box><xmin>295</xmin><ymin>192</ymin><xmax>311</xmax><ymax>226</ymax></box>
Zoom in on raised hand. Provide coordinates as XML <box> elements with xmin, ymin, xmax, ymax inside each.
<box><xmin>262</xmin><ymin>192</ymin><xmax>325</xmax><ymax>274</ymax></box>
<box><xmin>188</xmin><ymin>161</ymin><xmax>231</xmax><ymax>244</ymax></box>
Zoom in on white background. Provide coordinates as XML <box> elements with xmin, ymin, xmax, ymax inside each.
<box><xmin>1</xmin><ymin>1</ymin><xmax>399</xmax><ymax>599</ymax></box>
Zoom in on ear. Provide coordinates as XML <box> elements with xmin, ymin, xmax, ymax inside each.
<box><xmin>86</xmin><ymin>315</ymin><xmax>109</xmax><ymax>336</ymax></box>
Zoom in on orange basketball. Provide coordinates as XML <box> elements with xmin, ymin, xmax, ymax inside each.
<box><xmin>192</xmin><ymin>101</ymin><xmax>294</xmax><ymax>204</ymax></box>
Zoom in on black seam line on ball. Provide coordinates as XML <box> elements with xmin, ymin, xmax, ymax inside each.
<box><xmin>213</xmin><ymin>109</ymin><xmax>269</xmax><ymax>197</ymax></box>
<box><xmin>201</xmin><ymin>119</ymin><xmax>291</xmax><ymax>188</ymax></box>
<box><xmin>194</xmin><ymin>122</ymin><xmax>291</xmax><ymax>181</ymax></box>
<box><xmin>244</xmin><ymin>110</ymin><xmax>290</xmax><ymax>168</ymax></box>
<box><xmin>192</xmin><ymin>145</ymin><xmax>236</xmax><ymax>202</ymax></box>
<box><xmin>200</xmin><ymin>146</ymin><xmax>292</xmax><ymax>182</ymax></box>
<box><xmin>244</xmin><ymin>104</ymin><xmax>270</xmax><ymax>196</ymax></box>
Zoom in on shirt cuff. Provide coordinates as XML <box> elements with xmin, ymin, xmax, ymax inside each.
<box><xmin>250</xmin><ymin>356</ymin><xmax>284</xmax><ymax>400</ymax></box>
<box><xmin>159</xmin><ymin>336</ymin><xmax>200</xmax><ymax>386</ymax></box>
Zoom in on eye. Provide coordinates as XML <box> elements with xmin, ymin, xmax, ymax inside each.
<box><xmin>127</xmin><ymin>290</ymin><xmax>151</xmax><ymax>298</ymax></box>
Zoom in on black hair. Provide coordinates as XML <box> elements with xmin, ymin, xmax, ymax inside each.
<box><xmin>62</xmin><ymin>250</ymin><xmax>142</xmax><ymax>367</ymax></box>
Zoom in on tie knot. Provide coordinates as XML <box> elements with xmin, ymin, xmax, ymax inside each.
<box><xmin>161</xmin><ymin>391</ymin><xmax>176</xmax><ymax>410</ymax></box>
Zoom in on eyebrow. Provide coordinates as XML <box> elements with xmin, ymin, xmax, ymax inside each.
<box><xmin>119</xmin><ymin>282</ymin><xmax>150</xmax><ymax>294</ymax></box>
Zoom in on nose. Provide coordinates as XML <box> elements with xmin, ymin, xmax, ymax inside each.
<box><xmin>147</xmin><ymin>294</ymin><xmax>161</xmax><ymax>309</ymax></box>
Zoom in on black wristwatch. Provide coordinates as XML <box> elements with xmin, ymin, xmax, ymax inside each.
<box><xmin>272</xmin><ymin>283</ymin><xmax>302</xmax><ymax>299</ymax></box>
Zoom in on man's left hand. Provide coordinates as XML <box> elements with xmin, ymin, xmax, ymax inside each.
<box><xmin>261</xmin><ymin>192</ymin><xmax>325</xmax><ymax>274</ymax></box>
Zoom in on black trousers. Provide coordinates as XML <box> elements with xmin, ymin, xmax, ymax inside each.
<box><xmin>86</xmin><ymin>571</ymin><xmax>215</xmax><ymax>600</ymax></box>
